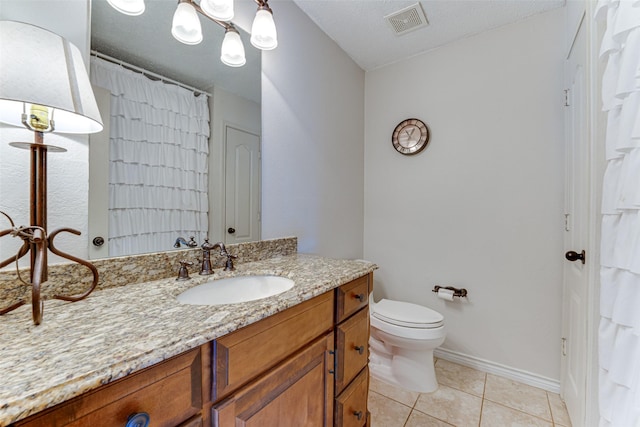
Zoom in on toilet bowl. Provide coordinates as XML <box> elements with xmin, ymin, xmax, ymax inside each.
<box><xmin>369</xmin><ymin>296</ymin><xmax>445</xmax><ymax>393</ymax></box>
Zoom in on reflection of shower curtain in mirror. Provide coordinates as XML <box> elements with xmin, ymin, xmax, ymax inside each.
<box><xmin>596</xmin><ymin>1</ymin><xmax>640</xmax><ymax>426</ymax></box>
<box><xmin>90</xmin><ymin>57</ymin><xmax>209</xmax><ymax>256</ymax></box>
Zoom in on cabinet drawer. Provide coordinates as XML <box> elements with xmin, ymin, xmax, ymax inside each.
<box><xmin>335</xmin><ymin>308</ymin><xmax>369</xmax><ymax>394</ymax></box>
<box><xmin>16</xmin><ymin>347</ymin><xmax>203</xmax><ymax>427</ymax></box>
<box><xmin>213</xmin><ymin>291</ymin><xmax>334</xmax><ymax>401</ymax></box>
<box><xmin>336</xmin><ymin>275</ymin><xmax>370</xmax><ymax>324</ymax></box>
<box><xmin>335</xmin><ymin>368</ymin><xmax>368</xmax><ymax>427</ymax></box>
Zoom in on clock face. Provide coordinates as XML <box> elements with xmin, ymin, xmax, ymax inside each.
<box><xmin>392</xmin><ymin>118</ymin><xmax>429</xmax><ymax>155</ymax></box>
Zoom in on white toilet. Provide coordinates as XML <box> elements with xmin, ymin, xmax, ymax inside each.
<box><xmin>369</xmin><ymin>296</ymin><xmax>446</xmax><ymax>393</ymax></box>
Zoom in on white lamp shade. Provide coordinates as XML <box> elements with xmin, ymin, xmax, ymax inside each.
<box><xmin>106</xmin><ymin>0</ymin><xmax>145</xmax><ymax>16</ymax></box>
<box><xmin>171</xmin><ymin>2</ymin><xmax>203</xmax><ymax>45</ymax></box>
<box><xmin>250</xmin><ymin>8</ymin><xmax>277</xmax><ymax>50</ymax></box>
<box><xmin>201</xmin><ymin>0</ymin><xmax>234</xmax><ymax>22</ymax></box>
<box><xmin>221</xmin><ymin>30</ymin><xmax>246</xmax><ymax>67</ymax></box>
<box><xmin>0</xmin><ymin>21</ymin><xmax>103</xmax><ymax>134</ymax></box>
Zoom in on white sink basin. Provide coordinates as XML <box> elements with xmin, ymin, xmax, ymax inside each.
<box><xmin>177</xmin><ymin>275</ymin><xmax>294</xmax><ymax>305</ymax></box>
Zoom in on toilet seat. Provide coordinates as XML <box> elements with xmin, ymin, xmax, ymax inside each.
<box><xmin>372</xmin><ymin>299</ymin><xmax>444</xmax><ymax>329</ymax></box>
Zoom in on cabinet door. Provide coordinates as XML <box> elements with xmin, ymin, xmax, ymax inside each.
<box><xmin>335</xmin><ymin>308</ymin><xmax>369</xmax><ymax>394</ymax></box>
<box><xmin>212</xmin><ymin>333</ymin><xmax>334</xmax><ymax>427</ymax></box>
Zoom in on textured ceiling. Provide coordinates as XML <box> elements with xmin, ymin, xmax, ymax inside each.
<box><xmin>91</xmin><ymin>0</ymin><xmax>566</xmax><ymax>97</ymax></box>
<box><xmin>292</xmin><ymin>0</ymin><xmax>565</xmax><ymax>71</ymax></box>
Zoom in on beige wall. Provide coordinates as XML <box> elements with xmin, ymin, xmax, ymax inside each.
<box><xmin>364</xmin><ymin>8</ymin><xmax>566</xmax><ymax>383</ymax></box>
<box><xmin>260</xmin><ymin>0</ymin><xmax>366</xmax><ymax>259</ymax></box>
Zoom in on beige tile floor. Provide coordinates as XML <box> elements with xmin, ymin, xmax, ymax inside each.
<box><xmin>368</xmin><ymin>359</ymin><xmax>572</xmax><ymax>427</ymax></box>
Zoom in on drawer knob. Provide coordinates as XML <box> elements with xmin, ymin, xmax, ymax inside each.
<box><xmin>354</xmin><ymin>345</ymin><xmax>365</xmax><ymax>355</ymax></box>
<box><xmin>354</xmin><ymin>410</ymin><xmax>363</xmax><ymax>421</ymax></box>
<box><xmin>125</xmin><ymin>412</ymin><xmax>150</xmax><ymax>427</ymax></box>
<box><xmin>353</xmin><ymin>293</ymin><xmax>366</xmax><ymax>302</ymax></box>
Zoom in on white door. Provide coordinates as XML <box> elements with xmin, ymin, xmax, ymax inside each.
<box><xmin>561</xmin><ymin>11</ymin><xmax>589</xmax><ymax>426</ymax></box>
<box><xmin>87</xmin><ymin>85</ymin><xmax>110</xmax><ymax>260</ymax></box>
<box><xmin>224</xmin><ymin>126</ymin><xmax>261</xmax><ymax>244</ymax></box>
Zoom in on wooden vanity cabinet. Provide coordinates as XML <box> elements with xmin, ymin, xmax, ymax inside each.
<box><xmin>12</xmin><ymin>273</ymin><xmax>373</xmax><ymax>427</ymax></box>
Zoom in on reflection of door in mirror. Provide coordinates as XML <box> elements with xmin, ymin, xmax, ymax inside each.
<box><xmin>88</xmin><ymin>86</ymin><xmax>111</xmax><ymax>260</ymax></box>
<box><xmin>225</xmin><ymin>125</ymin><xmax>261</xmax><ymax>244</ymax></box>
<box><xmin>88</xmin><ymin>58</ymin><xmax>210</xmax><ymax>258</ymax></box>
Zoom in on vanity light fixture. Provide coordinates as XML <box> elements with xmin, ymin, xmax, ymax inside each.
<box><xmin>171</xmin><ymin>0</ymin><xmax>204</xmax><ymax>45</ymax></box>
<box><xmin>201</xmin><ymin>0</ymin><xmax>234</xmax><ymax>22</ymax></box>
<box><xmin>221</xmin><ymin>26</ymin><xmax>247</xmax><ymax>67</ymax></box>
<box><xmin>108</xmin><ymin>0</ymin><xmax>278</xmax><ymax>67</ymax></box>
<box><xmin>0</xmin><ymin>21</ymin><xmax>104</xmax><ymax>325</ymax></box>
<box><xmin>106</xmin><ymin>0</ymin><xmax>145</xmax><ymax>16</ymax></box>
<box><xmin>250</xmin><ymin>2</ymin><xmax>277</xmax><ymax>50</ymax></box>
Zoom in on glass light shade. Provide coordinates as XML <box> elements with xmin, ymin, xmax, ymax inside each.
<box><xmin>0</xmin><ymin>21</ymin><xmax>103</xmax><ymax>134</ymax></box>
<box><xmin>106</xmin><ymin>0</ymin><xmax>145</xmax><ymax>16</ymax></box>
<box><xmin>171</xmin><ymin>2</ymin><xmax>203</xmax><ymax>45</ymax></box>
<box><xmin>250</xmin><ymin>8</ymin><xmax>277</xmax><ymax>50</ymax></box>
<box><xmin>221</xmin><ymin>29</ymin><xmax>246</xmax><ymax>67</ymax></box>
<box><xmin>201</xmin><ymin>0</ymin><xmax>234</xmax><ymax>22</ymax></box>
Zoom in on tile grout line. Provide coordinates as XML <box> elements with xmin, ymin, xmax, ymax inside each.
<box><xmin>546</xmin><ymin>391</ymin><xmax>556</xmax><ymax>427</ymax></box>
<box><xmin>479</xmin><ymin>372</ymin><xmax>487</xmax><ymax>426</ymax></box>
<box><xmin>370</xmin><ymin>388</ymin><xmax>416</xmax><ymax>427</ymax></box>
<box><xmin>485</xmin><ymin>400</ymin><xmax>557</xmax><ymax>425</ymax></box>
<box><xmin>401</xmin><ymin>409</ymin><xmax>411</xmax><ymax>427</ymax></box>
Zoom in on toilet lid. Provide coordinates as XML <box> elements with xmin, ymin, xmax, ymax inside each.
<box><xmin>372</xmin><ymin>299</ymin><xmax>444</xmax><ymax>328</ymax></box>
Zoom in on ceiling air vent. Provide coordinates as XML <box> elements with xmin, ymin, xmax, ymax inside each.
<box><xmin>385</xmin><ymin>3</ymin><xmax>429</xmax><ymax>36</ymax></box>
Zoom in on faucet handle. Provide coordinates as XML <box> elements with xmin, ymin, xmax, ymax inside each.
<box><xmin>187</xmin><ymin>237</ymin><xmax>198</xmax><ymax>247</ymax></box>
<box><xmin>176</xmin><ymin>260</ymin><xmax>193</xmax><ymax>281</ymax></box>
<box><xmin>223</xmin><ymin>253</ymin><xmax>237</xmax><ymax>271</ymax></box>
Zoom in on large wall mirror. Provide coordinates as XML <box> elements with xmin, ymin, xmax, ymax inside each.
<box><xmin>88</xmin><ymin>0</ymin><xmax>262</xmax><ymax>259</ymax></box>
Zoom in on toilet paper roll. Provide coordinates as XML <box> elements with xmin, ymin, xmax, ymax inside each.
<box><xmin>437</xmin><ymin>288</ymin><xmax>455</xmax><ymax>301</ymax></box>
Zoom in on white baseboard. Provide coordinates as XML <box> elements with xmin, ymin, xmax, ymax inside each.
<box><xmin>434</xmin><ymin>348</ymin><xmax>560</xmax><ymax>393</ymax></box>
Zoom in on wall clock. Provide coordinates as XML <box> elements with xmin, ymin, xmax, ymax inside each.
<box><xmin>391</xmin><ymin>118</ymin><xmax>430</xmax><ymax>155</ymax></box>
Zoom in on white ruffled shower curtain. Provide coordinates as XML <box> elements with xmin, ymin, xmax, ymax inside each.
<box><xmin>90</xmin><ymin>57</ymin><xmax>210</xmax><ymax>256</ymax></box>
<box><xmin>596</xmin><ymin>1</ymin><xmax>640</xmax><ymax>426</ymax></box>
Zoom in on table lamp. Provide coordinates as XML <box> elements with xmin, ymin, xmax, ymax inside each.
<box><xmin>0</xmin><ymin>21</ymin><xmax>104</xmax><ymax>325</ymax></box>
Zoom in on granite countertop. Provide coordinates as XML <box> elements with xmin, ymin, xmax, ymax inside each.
<box><xmin>0</xmin><ymin>254</ymin><xmax>377</xmax><ymax>425</ymax></box>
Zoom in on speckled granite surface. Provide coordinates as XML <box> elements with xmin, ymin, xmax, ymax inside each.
<box><xmin>0</xmin><ymin>237</ymin><xmax>298</xmax><ymax>305</ymax></box>
<box><xmin>0</xmin><ymin>252</ymin><xmax>376</xmax><ymax>425</ymax></box>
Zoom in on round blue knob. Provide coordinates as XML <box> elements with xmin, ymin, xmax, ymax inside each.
<box><xmin>125</xmin><ymin>412</ymin><xmax>150</xmax><ymax>427</ymax></box>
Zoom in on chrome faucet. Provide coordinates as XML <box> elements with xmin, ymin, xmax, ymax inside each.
<box><xmin>174</xmin><ymin>236</ymin><xmax>198</xmax><ymax>248</ymax></box>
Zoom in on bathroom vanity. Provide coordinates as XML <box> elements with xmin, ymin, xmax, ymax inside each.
<box><xmin>0</xmin><ymin>251</ymin><xmax>375</xmax><ymax>427</ymax></box>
